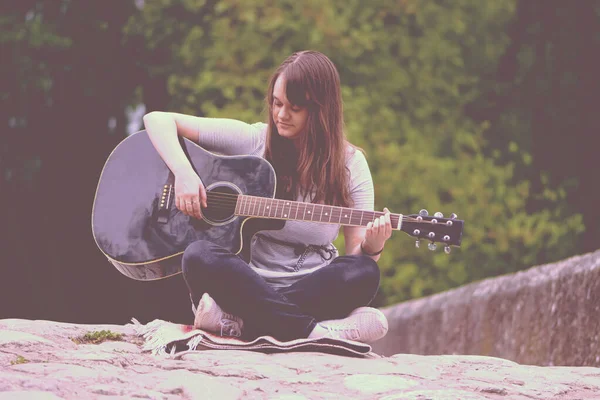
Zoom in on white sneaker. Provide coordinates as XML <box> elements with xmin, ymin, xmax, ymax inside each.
<box><xmin>194</xmin><ymin>293</ymin><xmax>244</xmax><ymax>337</ymax></box>
<box><xmin>318</xmin><ymin>307</ymin><xmax>388</xmax><ymax>343</ymax></box>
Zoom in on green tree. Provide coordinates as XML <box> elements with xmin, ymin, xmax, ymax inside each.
<box><xmin>471</xmin><ymin>0</ymin><xmax>600</xmax><ymax>254</ymax></box>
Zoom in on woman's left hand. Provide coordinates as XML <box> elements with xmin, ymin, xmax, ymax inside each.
<box><xmin>363</xmin><ymin>207</ymin><xmax>393</xmax><ymax>255</ymax></box>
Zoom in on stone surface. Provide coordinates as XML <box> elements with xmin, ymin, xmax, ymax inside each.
<box><xmin>2</xmin><ymin>319</ymin><xmax>600</xmax><ymax>399</ymax></box>
<box><xmin>373</xmin><ymin>249</ymin><xmax>600</xmax><ymax>367</ymax></box>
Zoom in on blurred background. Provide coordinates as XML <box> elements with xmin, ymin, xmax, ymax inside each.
<box><xmin>1</xmin><ymin>0</ymin><xmax>598</xmax><ymax>325</ymax></box>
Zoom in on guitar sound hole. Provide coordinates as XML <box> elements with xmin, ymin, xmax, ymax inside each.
<box><xmin>203</xmin><ymin>185</ymin><xmax>238</xmax><ymax>224</ymax></box>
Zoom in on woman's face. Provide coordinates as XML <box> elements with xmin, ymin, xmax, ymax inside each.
<box><xmin>272</xmin><ymin>75</ymin><xmax>308</xmax><ymax>141</ymax></box>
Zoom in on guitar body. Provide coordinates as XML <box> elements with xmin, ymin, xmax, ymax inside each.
<box><xmin>92</xmin><ymin>130</ymin><xmax>283</xmax><ymax>281</ymax></box>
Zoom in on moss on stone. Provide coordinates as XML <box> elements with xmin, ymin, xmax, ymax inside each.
<box><xmin>72</xmin><ymin>330</ymin><xmax>123</xmax><ymax>344</ymax></box>
<box><xmin>10</xmin><ymin>355</ymin><xmax>29</xmax><ymax>365</ymax></box>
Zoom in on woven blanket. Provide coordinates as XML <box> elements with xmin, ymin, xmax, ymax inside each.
<box><xmin>130</xmin><ymin>319</ymin><xmax>379</xmax><ymax>359</ymax></box>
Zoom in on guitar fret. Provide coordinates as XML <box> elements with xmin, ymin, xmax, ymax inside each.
<box><xmin>308</xmin><ymin>204</ymin><xmax>315</xmax><ymax>221</ymax></box>
<box><xmin>281</xmin><ymin>200</ymin><xmax>287</xmax><ymax>219</ymax></box>
<box><xmin>353</xmin><ymin>211</ymin><xmax>362</xmax><ymax>226</ymax></box>
<box><xmin>283</xmin><ymin>201</ymin><xmax>290</xmax><ymax>219</ymax></box>
<box><xmin>323</xmin><ymin>205</ymin><xmax>331</xmax><ymax>222</ymax></box>
<box><xmin>257</xmin><ymin>197</ymin><xmax>264</xmax><ymax>217</ymax></box>
<box><xmin>349</xmin><ymin>208</ymin><xmax>354</xmax><ymax>226</ymax></box>
<box><xmin>264</xmin><ymin>198</ymin><xmax>270</xmax><ymax>218</ymax></box>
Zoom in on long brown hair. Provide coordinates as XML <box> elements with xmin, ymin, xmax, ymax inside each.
<box><xmin>264</xmin><ymin>50</ymin><xmax>353</xmax><ymax>207</ymax></box>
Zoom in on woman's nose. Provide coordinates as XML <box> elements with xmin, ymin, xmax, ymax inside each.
<box><xmin>278</xmin><ymin>106</ymin><xmax>288</xmax><ymax>119</ymax></box>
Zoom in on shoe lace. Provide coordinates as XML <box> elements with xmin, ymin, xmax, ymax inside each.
<box><xmin>219</xmin><ymin>318</ymin><xmax>241</xmax><ymax>337</ymax></box>
<box><xmin>323</xmin><ymin>322</ymin><xmax>360</xmax><ymax>341</ymax></box>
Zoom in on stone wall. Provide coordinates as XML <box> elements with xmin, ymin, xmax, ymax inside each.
<box><xmin>372</xmin><ymin>250</ymin><xmax>600</xmax><ymax>366</ymax></box>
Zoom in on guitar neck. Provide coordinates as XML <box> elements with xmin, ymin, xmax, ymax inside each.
<box><xmin>235</xmin><ymin>195</ymin><xmax>403</xmax><ymax>229</ymax></box>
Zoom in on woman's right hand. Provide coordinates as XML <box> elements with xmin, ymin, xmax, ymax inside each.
<box><xmin>174</xmin><ymin>170</ymin><xmax>208</xmax><ymax>219</ymax></box>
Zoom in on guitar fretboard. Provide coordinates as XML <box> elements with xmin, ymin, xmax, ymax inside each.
<box><xmin>235</xmin><ymin>195</ymin><xmax>402</xmax><ymax>229</ymax></box>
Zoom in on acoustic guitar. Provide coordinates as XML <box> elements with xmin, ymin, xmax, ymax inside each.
<box><xmin>92</xmin><ymin>131</ymin><xmax>464</xmax><ymax>281</ymax></box>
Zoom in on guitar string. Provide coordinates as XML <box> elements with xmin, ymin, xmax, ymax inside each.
<box><xmin>204</xmin><ymin>192</ymin><xmax>442</xmax><ymax>221</ymax></box>
<box><xmin>185</xmin><ymin>204</ymin><xmax>438</xmax><ymax>225</ymax></box>
<box><xmin>182</xmin><ymin>201</ymin><xmax>436</xmax><ymax>224</ymax></box>
<box><xmin>203</xmin><ymin>193</ymin><xmax>419</xmax><ymax>220</ymax></box>
<box><xmin>205</xmin><ymin>192</ymin><xmax>420</xmax><ymax>219</ymax></box>
<box><xmin>172</xmin><ymin>192</ymin><xmax>444</xmax><ymax>224</ymax></box>
<box><xmin>203</xmin><ymin>201</ymin><xmax>422</xmax><ymax>222</ymax></box>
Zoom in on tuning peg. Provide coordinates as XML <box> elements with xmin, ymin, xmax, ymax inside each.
<box><xmin>428</xmin><ymin>232</ymin><xmax>435</xmax><ymax>239</ymax></box>
<box><xmin>434</xmin><ymin>212</ymin><xmax>443</xmax><ymax>218</ymax></box>
<box><xmin>419</xmin><ymin>209</ymin><xmax>429</xmax><ymax>217</ymax></box>
<box><xmin>450</xmin><ymin>213</ymin><xmax>458</xmax><ymax>220</ymax></box>
<box><xmin>415</xmin><ymin>239</ymin><xmax>421</xmax><ymax>248</ymax></box>
<box><xmin>444</xmin><ymin>245</ymin><xmax>451</xmax><ymax>254</ymax></box>
<box><xmin>428</xmin><ymin>242</ymin><xmax>437</xmax><ymax>251</ymax></box>
<box><xmin>413</xmin><ymin>229</ymin><xmax>421</xmax><ymax>236</ymax></box>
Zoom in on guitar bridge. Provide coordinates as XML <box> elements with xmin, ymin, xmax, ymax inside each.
<box><xmin>157</xmin><ymin>184</ymin><xmax>174</xmax><ymax>224</ymax></box>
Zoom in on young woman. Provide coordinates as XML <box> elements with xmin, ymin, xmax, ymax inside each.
<box><xmin>143</xmin><ymin>50</ymin><xmax>392</xmax><ymax>343</ymax></box>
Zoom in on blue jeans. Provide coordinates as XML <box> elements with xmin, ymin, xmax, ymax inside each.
<box><xmin>181</xmin><ymin>240</ymin><xmax>380</xmax><ymax>341</ymax></box>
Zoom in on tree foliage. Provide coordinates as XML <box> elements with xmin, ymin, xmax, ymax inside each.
<box><xmin>126</xmin><ymin>0</ymin><xmax>585</xmax><ymax>305</ymax></box>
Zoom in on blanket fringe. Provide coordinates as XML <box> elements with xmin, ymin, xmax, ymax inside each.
<box><xmin>128</xmin><ymin>318</ymin><xmax>203</xmax><ymax>356</ymax></box>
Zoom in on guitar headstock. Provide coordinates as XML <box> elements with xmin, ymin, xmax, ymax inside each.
<box><xmin>400</xmin><ymin>209</ymin><xmax>464</xmax><ymax>253</ymax></box>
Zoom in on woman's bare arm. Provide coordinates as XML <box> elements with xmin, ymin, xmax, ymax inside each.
<box><xmin>142</xmin><ymin>111</ymin><xmax>205</xmax><ymax>176</ymax></box>
<box><xmin>142</xmin><ymin>111</ymin><xmax>208</xmax><ymax>217</ymax></box>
